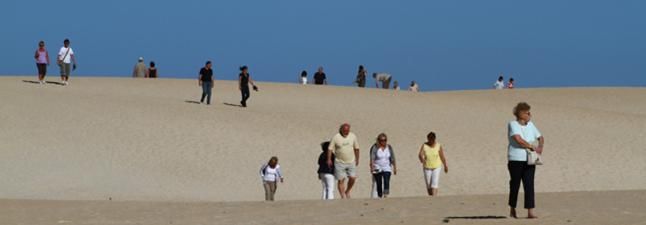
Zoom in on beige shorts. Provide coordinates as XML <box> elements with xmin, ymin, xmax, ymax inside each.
<box><xmin>334</xmin><ymin>162</ymin><xmax>356</xmax><ymax>180</ymax></box>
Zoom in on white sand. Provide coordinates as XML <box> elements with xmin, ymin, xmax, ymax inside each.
<box><xmin>1</xmin><ymin>76</ymin><xmax>645</xmax><ymax>202</ymax></box>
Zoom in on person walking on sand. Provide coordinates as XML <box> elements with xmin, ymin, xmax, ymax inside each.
<box><xmin>507</xmin><ymin>78</ymin><xmax>515</xmax><ymax>89</ymax></box>
<box><xmin>57</xmin><ymin>39</ymin><xmax>76</xmax><ymax>86</ymax></box>
<box><xmin>132</xmin><ymin>57</ymin><xmax>147</xmax><ymax>78</ymax></box>
<box><xmin>34</xmin><ymin>41</ymin><xmax>50</xmax><ymax>84</ymax></box>
<box><xmin>494</xmin><ymin>75</ymin><xmax>505</xmax><ymax>89</ymax></box>
<box><xmin>300</xmin><ymin>70</ymin><xmax>308</xmax><ymax>85</ymax></box>
<box><xmin>239</xmin><ymin>65</ymin><xmax>258</xmax><ymax>107</ymax></box>
<box><xmin>260</xmin><ymin>156</ymin><xmax>284</xmax><ymax>201</ymax></box>
<box><xmin>198</xmin><ymin>61</ymin><xmax>214</xmax><ymax>105</ymax></box>
<box><xmin>373</xmin><ymin>72</ymin><xmax>392</xmax><ymax>89</ymax></box>
<box><xmin>409</xmin><ymin>81</ymin><xmax>419</xmax><ymax>92</ymax></box>
<box><xmin>148</xmin><ymin>61</ymin><xmax>158</xmax><ymax>78</ymax></box>
<box><xmin>418</xmin><ymin>132</ymin><xmax>448</xmax><ymax>197</ymax></box>
<box><xmin>318</xmin><ymin>141</ymin><xmax>335</xmax><ymax>200</ymax></box>
<box><xmin>327</xmin><ymin>123</ymin><xmax>360</xmax><ymax>199</ymax></box>
<box><xmin>507</xmin><ymin>102</ymin><xmax>544</xmax><ymax>219</ymax></box>
<box><xmin>313</xmin><ymin>66</ymin><xmax>327</xmax><ymax>85</ymax></box>
<box><xmin>370</xmin><ymin>133</ymin><xmax>397</xmax><ymax>198</ymax></box>
<box><xmin>356</xmin><ymin>65</ymin><xmax>367</xmax><ymax>88</ymax></box>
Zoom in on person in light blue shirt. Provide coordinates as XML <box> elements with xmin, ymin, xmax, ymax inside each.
<box><xmin>506</xmin><ymin>102</ymin><xmax>545</xmax><ymax>219</ymax></box>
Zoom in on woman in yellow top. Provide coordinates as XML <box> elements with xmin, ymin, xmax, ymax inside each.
<box><xmin>418</xmin><ymin>132</ymin><xmax>448</xmax><ymax>196</ymax></box>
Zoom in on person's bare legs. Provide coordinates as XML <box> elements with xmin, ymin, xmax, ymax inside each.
<box><xmin>345</xmin><ymin>176</ymin><xmax>356</xmax><ymax>198</ymax></box>
<box><xmin>426</xmin><ymin>188</ymin><xmax>432</xmax><ymax>196</ymax></box>
<box><xmin>337</xmin><ymin>179</ymin><xmax>347</xmax><ymax>199</ymax></box>
<box><xmin>527</xmin><ymin>208</ymin><xmax>537</xmax><ymax>219</ymax></box>
<box><xmin>430</xmin><ymin>188</ymin><xmax>438</xmax><ymax>196</ymax></box>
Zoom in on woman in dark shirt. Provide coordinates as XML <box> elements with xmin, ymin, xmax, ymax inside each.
<box><xmin>198</xmin><ymin>61</ymin><xmax>214</xmax><ymax>105</ymax></box>
<box><xmin>318</xmin><ymin>141</ymin><xmax>335</xmax><ymax>200</ymax></box>
<box><xmin>238</xmin><ymin>65</ymin><xmax>257</xmax><ymax>107</ymax></box>
<box><xmin>148</xmin><ymin>61</ymin><xmax>157</xmax><ymax>78</ymax></box>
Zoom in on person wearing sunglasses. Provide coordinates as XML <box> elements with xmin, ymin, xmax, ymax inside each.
<box><xmin>369</xmin><ymin>133</ymin><xmax>397</xmax><ymax>198</ymax></box>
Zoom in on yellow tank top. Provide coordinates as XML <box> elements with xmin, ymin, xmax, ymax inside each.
<box><xmin>423</xmin><ymin>143</ymin><xmax>442</xmax><ymax>169</ymax></box>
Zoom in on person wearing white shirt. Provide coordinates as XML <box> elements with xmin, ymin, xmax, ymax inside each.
<box><xmin>494</xmin><ymin>75</ymin><xmax>505</xmax><ymax>90</ymax></box>
<box><xmin>369</xmin><ymin>133</ymin><xmax>397</xmax><ymax>198</ymax></box>
<box><xmin>259</xmin><ymin>156</ymin><xmax>284</xmax><ymax>201</ymax></box>
<box><xmin>57</xmin><ymin>39</ymin><xmax>77</xmax><ymax>86</ymax></box>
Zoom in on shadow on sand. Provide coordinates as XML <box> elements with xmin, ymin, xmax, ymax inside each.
<box><xmin>22</xmin><ymin>80</ymin><xmax>65</xmax><ymax>86</ymax></box>
<box><xmin>46</xmin><ymin>81</ymin><xmax>65</xmax><ymax>86</ymax></box>
<box><xmin>184</xmin><ymin>100</ymin><xmax>201</xmax><ymax>104</ymax></box>
<box><xmin>22</xmin><ymin>80</ymin><xmax>40</xmax><ymax>84</ymax></box>
<box><xmin>223</xmin><ymin>102</ymin><xmax>244</xmax><ymax>108</ymax></box>
<box><xmin>442</xmin><ymin>215</ymin><xmax>507</xmax><ymax>223</ymax></box>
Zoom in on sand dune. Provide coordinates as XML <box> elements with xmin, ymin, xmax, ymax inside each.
<box><xmin>1</xmin><ymin>76</ymin><xmax>645</xmax><ymax>203</ymax></box>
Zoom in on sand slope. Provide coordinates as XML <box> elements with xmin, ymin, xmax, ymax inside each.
<box><xmin>2</xmin><ymin>190</ymin><xmax>645</xmax><ymax>225</ymax></box>
<box><xmin>1</xmin><ymin>76</ymin><xmax>645</xmax><ymax>202</ymax></box>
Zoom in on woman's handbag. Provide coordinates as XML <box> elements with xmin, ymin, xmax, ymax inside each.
<box><xmin>526</xmin><ymin>141</ymin><xmax>543</xmax><ymax>165</ymax></box>
<box><xmin>527</xmin><ymin>150</ymin><xmax>543</xmax><ymax>165</ymax></box>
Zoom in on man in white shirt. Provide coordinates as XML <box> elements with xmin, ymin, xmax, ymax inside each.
<box><xmin>373</xmin><ymin>73</ymin><xmax>392</xmax><ymax>89</ymax></box>
<box><xmin>57</xmin><ymin>39</ymin><xmax>77</xmax><ymax>85</ymax></box>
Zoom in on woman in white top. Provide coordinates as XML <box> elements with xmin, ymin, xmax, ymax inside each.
<box><xmin>369</xmin><ymin>133</ymin><xmax>397</xmax><ymax>198</ymax></box>
<box><xmin>259</xmin><ymin>156</ymin><xmax>284</xmax><ymax>201</ymax></box>
<box><xmin>507</xmin><ymin>102</ymin><xmax>544</xmax><ymax>219</ymax></box>
<box><xmin>409</xmin><ymin>81</ymin><xmax>419</xmax><ymax>92</ymax></box>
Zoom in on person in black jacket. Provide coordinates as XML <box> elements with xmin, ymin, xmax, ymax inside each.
<box><xmin>317</xmin><ymin>141</ymin><xmax>335</xmax><ymax>200</ymax></box>
<box><xmin>239</xmin><ymin>65</ymin><xmax>258</xmax><ymax>107</ymax></box>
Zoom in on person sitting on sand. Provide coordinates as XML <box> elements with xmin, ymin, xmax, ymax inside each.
<box><xmin>494</xmin><ymin>75</ymin><xmax>505</xmax><ymax>89</ymax></box>
<box><xmin>313</xmin><ymin>67</ymin><xmax>327</xmax><ymax>85</ymax></box>
<box><xmin>300</xmin><ymin>70</ymin><xmax>307</xmax><ymax>85</ymax></box>
<box><xmin>507</xmin><ymin>78</ymin><xmax>515</xmax><ymax>89</ymax></box>
<box><xmin>260</xmin><ymin>156</ymin><xmax>284</xmax><ymax>201</ymax></box>
<box><xmin>393</xmin><ymin>80</ymin><xmax>400</xmax><ymax>91</ymax></box>
<box><xmin>327</xmin><ymin>123</ymin><xmax>360</xmax><ymax>199</ymax></box>
<box><xmin>370</xmin><ymin>133</ymin><xmax>397</xmax><ymax>198</ymax></box>
<box><xmin>317</xmin><ymin>141</ymin><xmax>335</xmax><ymax>200</ymax></box>
<box><xmin>409</xmin><ymin>81</ymin><xmax>419</xmax><ymax>92</ymax></box>
<box><xmin>418</xmin><ymin>131</ymin><xmax>448</xmax><ymax>197</ymax></box>
<box><xmin>148</xmin><ymin>61</ymin><xmax>157</xmax><ymax>78</ymax></box>
<box><xmin>507</xmin><ymin>102</ymin><xmax>544</xmax><ymax>219</ymax></box>
<box><xmin>133</xmin><ymin>57</ymin><xmax>147</xmax><ymax>78</ymax></box>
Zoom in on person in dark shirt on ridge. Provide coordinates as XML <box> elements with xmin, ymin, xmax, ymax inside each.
<box><xmin>313</xmin><ymin>66</ymin><xmax>327</xmax><ymax>85</ymax></box>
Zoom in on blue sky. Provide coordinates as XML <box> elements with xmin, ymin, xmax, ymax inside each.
<box><xmin>3</xmin><ymin>0</ymin><xmax>645</xmax><ymax>91</ymax></box>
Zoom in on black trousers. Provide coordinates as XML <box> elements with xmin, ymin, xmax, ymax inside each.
<box><xmin>373</xmin><ymin>171</ymin><xmax>392</xmax><ymax>197</ymax></box>
<box><xmin>508</xmin><ymin>161</ymin><xmax>535</xmax><ymax>209</ymax></box>
<box><xmin>240</xmin><ymin>87</ymin><xmax>250</xmax><ymax>107</ymax></box>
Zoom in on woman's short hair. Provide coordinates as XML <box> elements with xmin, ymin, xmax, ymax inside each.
<box><xmin>240</xmin><ymin>65</ymin><xmax>248</xmax><ymax>71</ymax></box>
<box><xmin>149</xmin><ymin>61</ymin><xmax>155</xmax><ymax>67</ymax></box>
<box><xmin>513</xmin><ymin>102</ymin><xmax>531</xmax><ymax>117</ymax></box>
